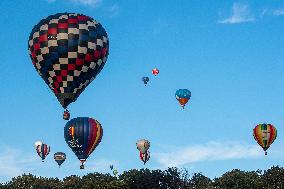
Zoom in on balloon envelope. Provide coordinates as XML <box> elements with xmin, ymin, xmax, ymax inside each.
<box><xmin>136</xmin><ymin>139</ymin><xmax>150</xmax><ymax>154</ymax></box>
<box><xmin>253</xmin><ymin>123</ymin><xmax>277</xmax><ymax>154</ymax></box>
<box><xmin>34</xmin><ymin>140</ymin><xmax>43</xmax><ymax>149</ymax></box>
<box><xmin>36</xmin><ymin>143</ymin><xmax>50</xmax><ymax>162</ymax></box>
<box><xmin>28</xmin><ymin>13</ymin><xmax>109</xmax><ymax>109</ymax></box>
<box><xmin>175</xmin><ymin>89</ymin><xmax>191</xmax><ymax>108</ymax></box>
<box><xmin>54</xmin><ymin>152</ymin><xmax>66</xmax><ymax>167</ymax></box>
<box><xmin>64</xmin><ymin>117</ymin><xmax>103</xmax><ymax>168</ymax></box>
<box><xmin>152</xmin><ymin>68</ymin><xmax>159</xmax><ymax>76</ymax></box>
<box><xmin>142</xmin><ymin>77</ymin><xmax>149</xmax><ymax>86</ymax></box>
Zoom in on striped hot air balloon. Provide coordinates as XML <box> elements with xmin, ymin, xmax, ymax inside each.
<box><xmin>64</xmin><ymin>117</ymin><xmax>103</xmax><ymax>169</ymax></box>
<box><xmin>253</xmin><ymin>123</ymin><xmax>277</xmax><ymax>155</ymax></box>
<box><xmin>140</xmin><ymin>151</ymin><xmax>150</xmax><ymax>164</ymax></box>
<box><xmin>36</xmin><ymin>143</ymin><xmax>50</xmax><ymax>162</ymax></box>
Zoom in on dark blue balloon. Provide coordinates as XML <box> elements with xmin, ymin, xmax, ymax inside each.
<box><xmin>54</xmin><ymin>152</ymin><xmax>66</xmax><ymax>167</ymax></box>
<box><xmin>64</xmin><ymin>117</ymin><xmax>103</xmax><ymax>169</ymax></box>
<box><xmin>142</xmin><ymin>77</ymin><xmax>149</xmax><ymax>86</ymax></box>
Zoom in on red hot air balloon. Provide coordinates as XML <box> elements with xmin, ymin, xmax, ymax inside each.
<box><xmin>152</xmin><ymin>68</ymin><xmax>159</xmax><ymax>76</ymax></box>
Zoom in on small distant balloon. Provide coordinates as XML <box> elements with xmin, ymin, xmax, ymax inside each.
<box><xmin>175</xmin><ymin>89</ymin><xmax>191</xmax><ymax>109</ymax></box>
<box><xmin>36</xmin><ymin>143</ymin><xmax>50</xmax><ymax>162</ymax></box>
<box><xmin>54</xmin><ymin>152</ymin><xmax>66</xmax><ymax>167</ymax></box>
<box><xmin>113</xmin><ymin>169</ymin><xmax>118</xmax><ymax>176</ymax></box>
<box><xmin>253</xmin><ymin>123</ymin><xmax>277</xmax><ymax>155</ymax></box>
<box><xmin>142</xmin><ymin>77</ymin><xmax>149</xmax><ymax>86</ymax></box>
<box><xmin>152</xmin><ymin>68</ymin><xmax>159</xmax><ymax>76</ymax></box>
<box><xmin>136</xmin><ymin>139</ymin><xmax>150</xmax><ymax>154</ymax></box>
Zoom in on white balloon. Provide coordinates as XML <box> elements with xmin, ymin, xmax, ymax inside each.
<box><xmin>34</xmin><ymin>140</ymin><xmax>43</xmax><ymax>149</ymax></box>
<box><xmin>136</xmin><ymin>139</ymin><xmax>150</xmax><ymax>154</ymax></box>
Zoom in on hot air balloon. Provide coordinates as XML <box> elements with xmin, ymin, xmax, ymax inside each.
<box><xmin>142</xmin><ymin>77</ymin><xmax>149</xmax><ymax>86</ymax></box>
<box><xmin>64</xmin><ymin>117</ymin><xmax>103</xmax><ymax>169</ymax></box>
<box><xmin>152</xmin><ymin>68</ymin><xmax>159</xmax><ymax>76</ymax></box>
<box><xmin>110</xmin><ymin>164</ymin><xmax>114</xmax><ymax>170</ymax></box>
<box><xmin>28</xmin><ymin>13</ymin><xmax>109</xmax><ymax>120</ymax></box>
<box><xmin>113</xmin><ymin>169</ymin><xmax>118</xmax><ymax>177</ymax></box>
<box><xmin>136</xmin><ymin>139</ymin><xmax>150</xmax><ymax>154</ymax></box>
<box><xmin>175</xmin><ymin>89</ymin><xmax>191</xmax><ymax>109</ymax></box>
<box><xmin>140</xmin><ymin>151</ymin><xmax>150</xmax><ymax>164</ymax></box>
<box><xmin>36</xmin><ymin>143</ymin><xmax>50</xmax><ymax>162</ymax></box>
<box><xmin>54</xmin><ymin>152</ymin><xmax>66</xmax><ymax>167</ymax></box>
<box><xmin>253</xmin><ymin>123</ymin><xmax>277</xmax><ymax>155</ymax></box>
<box><xmin>34</xmin><ymin>140</ymin><xmax>43</xmax><ymax>149</ymax></box>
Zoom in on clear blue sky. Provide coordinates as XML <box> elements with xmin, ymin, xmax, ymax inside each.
<box><xmin>0</xmin><ymin>0</ymin><xmax>284</xmax><ymax>182</ymax></box>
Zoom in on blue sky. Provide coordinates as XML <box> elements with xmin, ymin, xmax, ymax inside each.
<box><xmin>0</xmin><ymin>0</ymin><xmax>284</xmax><ymax>182</ymax></box>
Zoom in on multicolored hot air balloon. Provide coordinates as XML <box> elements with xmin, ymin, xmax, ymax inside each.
<box><xmin>64</xmin><ymin>117</ymin><xmax>103</xmax><ymax>169</ymax></box>
<box><xmin>140</xmin><ymin>151</ymin><xmax>150</xmax><ymax>164</ymax></box>
<box><xmin>253</xmin><ymin>123</ymin><xmax>277</xmax><ymax>155</ymax></box>
<box><xmin>28</xmin><ymin>13</ymin><xmax>109</xmax><ymax>120</ymax></box>
<box><xmin>142</xmin><ymin>77</ymin><xmax>149</xmax><ymax>86</ymax></box>
<box><xmin>54</xmin><ymin>152</ymin><xmax>66</xmax><ymax>167</ymax></box>
<box><xmin>152</xmin><ymin>68</ymin><xmax>159</xmax><ymax>76</ymax></box>
<box><xmin>36</xmin><ymin>143</ymin><xmax>50</xmax><ymax>162</ymax></box>
<box><xmin>136</xmin><ymin>139</ymin><xmax>150</xmax><ymax>154</ymax></box>
<box><xmin>175</xmin><ymin>89</ymin><xmax>191</xmax><ymax>109</ymax></box>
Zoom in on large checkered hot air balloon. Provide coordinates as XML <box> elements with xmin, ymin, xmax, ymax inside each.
<box><xmin>64</xmin><ymin>117</ymin><xmax>103</xmax><ymax>169</ymax></box>
<box><xmin>253</xmin><ymin>123</ymin><xmax>277</xmax><ymax>155</ymax></box>
<box><xmin>28</xmin><ymin>13</ymin><xmax>109</xmax><ymax>120</ymax></box>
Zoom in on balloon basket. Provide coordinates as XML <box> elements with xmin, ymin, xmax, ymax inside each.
<box><xmin>63</xmin><ymin>110</ymin><xmax>70</xmax><ymax>120</ymax></box>
<box><xmin>265</xmin><ymin>151</ymin><xmax>267</xmax><ymax>155</ymax></box>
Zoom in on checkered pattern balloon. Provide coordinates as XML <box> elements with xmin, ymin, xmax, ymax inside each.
<box><xmin>28</xmin><ymin>13</ymin><xmax>109</xmax><ymax>109</ymax></box>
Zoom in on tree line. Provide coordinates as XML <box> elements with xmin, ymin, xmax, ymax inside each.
<box><xmin>0</xmin><ymin>166</ymin><xmax>284</xmax><ymax>189</ymax></box>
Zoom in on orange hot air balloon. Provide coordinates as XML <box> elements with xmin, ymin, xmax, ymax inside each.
<box><xmin>253</xmin><ymin>123</ymin><xmax>277</xmax><ymax>155</ymax></box>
